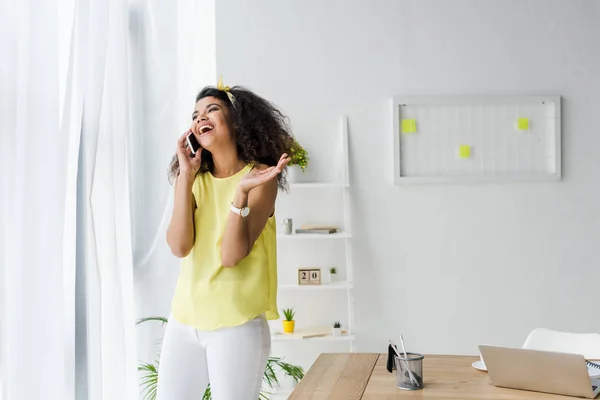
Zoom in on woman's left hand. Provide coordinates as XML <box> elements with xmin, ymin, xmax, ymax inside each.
<box><xmin>238</xmin><ymin>153</ymin><xmax>291</xmax><ymax>194</ymax></box>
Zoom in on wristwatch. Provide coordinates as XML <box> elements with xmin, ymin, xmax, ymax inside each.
<box><xmin>230</xmin><ymin>202</ymin><xmax>250</xmax><ymax>218</ymax></box>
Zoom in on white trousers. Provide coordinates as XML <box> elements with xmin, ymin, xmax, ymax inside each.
<box><xmin>156</xmin><ymin>314</ymin><xmax>271</xmax><ymax>400</ymax></box>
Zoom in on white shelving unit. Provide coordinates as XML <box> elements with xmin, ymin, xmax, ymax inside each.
<box><xmin>279</xmin><ymin>281</ymin><xmax>353</xmax><ymax>291</ymax></box>
<box><xmin>277</xmin><ymin>231</ymin><xmax>352</xmax><ymax>240</ymax></box>
<box><xmin>272</xmin><ymin>334</ymin><xmax>356</xmax><ymax>342</ymax></box>
<box><xmin>272</xmin><ymin>115</ymin><xmax>355</xmax><ymax>351</ymax></box>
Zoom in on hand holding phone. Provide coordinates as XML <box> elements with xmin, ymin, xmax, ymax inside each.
<box><xmin>177</xmin><ymin>130</ymin><xmax>202</xmax><ymax>177</ymax></box>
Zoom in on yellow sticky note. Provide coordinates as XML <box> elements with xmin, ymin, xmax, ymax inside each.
<box><xmin>459</xmin><ymin>145</ymin><xmax>471</xmax><ymax>159</ymax></box>
<box><xmin>517</xmin><ymin>118</ymin><xmax>529</xmax><ymax>131</ymax></box>
<box><xmin>401</xmin><ymin>119</ymin><xmax>416</xmax><ymax>134</ymax></box>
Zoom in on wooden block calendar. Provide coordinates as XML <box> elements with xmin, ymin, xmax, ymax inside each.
<box><xmin>298</xmin><ymin>268</ymin><xmax>321</xmax><ymax>285</ymax></box>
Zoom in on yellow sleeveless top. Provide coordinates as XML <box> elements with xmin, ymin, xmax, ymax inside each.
<box><xmin>171</xmin><ymin>164</ymin><xmax>279</xmax><ymax>330</ymax></box>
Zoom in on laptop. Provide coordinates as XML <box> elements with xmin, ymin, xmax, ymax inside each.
<box><xmin>479</xmin><ymin>345</ymin><xmax>600</xmax><ymax>399</ymax></box>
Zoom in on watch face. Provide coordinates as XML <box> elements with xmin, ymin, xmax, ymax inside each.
<box><xmin>241</xmin><ymin>207</ymin><xmax>250</xmax><ymax>217</ymax></box>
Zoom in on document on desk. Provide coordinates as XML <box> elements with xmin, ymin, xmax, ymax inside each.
<box><xmin>588</xmin><ymin>361</ymin><xmax>600</xmax><ymax>379</ymax></box>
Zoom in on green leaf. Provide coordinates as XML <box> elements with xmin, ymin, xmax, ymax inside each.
<box><xmin>136</xmin><ymin>316</ymin><xmax>169</xmax><ymax>325</ymax></box>
<box><xmin>138</xmin><ymin>361</ymin><xmax>159</xmax><ymax>400</ymax></box>
<box><xmin>202</xmin><ymin>384</ymin><xmax>211</xmax><ymax>400</ymax></box>
<box><xmin>288</xmin><ymin>139</ymin><xmax>309</xmax><ymax>169</ymax></box>
<box><xmin>281</xmin><ymin>308</ymin><xmax>295</xmax><ymax>321</ymax></box>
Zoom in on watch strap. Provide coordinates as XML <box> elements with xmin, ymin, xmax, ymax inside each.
<box><xmin>230</xmin><ymin>202</ymin><xmax>249</xmax><ymax>217</ymax></box>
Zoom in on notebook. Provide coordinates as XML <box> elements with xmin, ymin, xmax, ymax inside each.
<box><xmin>587</xmin><ymin>360</ymin><xmax>600</xmax><ymax>380</ymax></box>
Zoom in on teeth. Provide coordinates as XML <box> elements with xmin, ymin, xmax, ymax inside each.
<box><xmin>200</xmin><ymin>125</ymin><xmax>214</xmax><ymax>134</ymax></box>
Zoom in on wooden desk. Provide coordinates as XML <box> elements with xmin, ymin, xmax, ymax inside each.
<box><xmin>290</xmin><ymin>353</ymin><xmax>581</xmax><ymax>399</ymax></box>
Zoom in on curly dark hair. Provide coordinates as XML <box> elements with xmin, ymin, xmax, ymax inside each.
<box><xmin>168</xmin><ymin>85</ymin><xmax>295</xmax><ymax>189</ymax></box>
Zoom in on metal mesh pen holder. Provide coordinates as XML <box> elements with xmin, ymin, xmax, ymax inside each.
<box><xmin>394</xmin><ymin>353</ymin><xmax>424</xmax><ymax>390</ymax></box>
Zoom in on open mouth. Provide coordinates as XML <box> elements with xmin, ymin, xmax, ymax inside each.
<box><xmin>199</xmin><ymin>124</ymin><xmax>214</xmax><ymax>135</ymax></box>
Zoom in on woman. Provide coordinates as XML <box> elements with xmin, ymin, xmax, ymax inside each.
<box><xmin>157</xmin><ymin>78</ymin><xmax>293</xmax><ymax>399</ymax></box>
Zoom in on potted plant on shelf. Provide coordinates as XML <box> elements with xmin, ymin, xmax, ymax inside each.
<box><xmin>332</xmin><ymin>321</ymin><xmax>342</xmax><ymax>337</ymax></box>
<box><xmin>287</xmin><ymin>139</ymin><xmax>309</xmax><ymax>183</ymax></box>
<box><xmin>329</xmin><ymin>267</ymin><xmax>338</xmax><ymax>283</ymax></box>
<box><xmin>282</xmin><ymin>308</ymin><xmax>296</xmax><ymax>333</ymax></box>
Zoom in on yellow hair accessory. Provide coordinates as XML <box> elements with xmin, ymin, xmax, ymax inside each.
<box><xmin>216</xmin><ymin>75</ymin><xmax>236</xmax><ymax>105</ymax></box>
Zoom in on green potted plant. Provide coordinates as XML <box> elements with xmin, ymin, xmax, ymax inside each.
<box><xmin>332</xmin><ymin>321</ymin><xmax>342</xmax><ymax>337</ymax></box>
<box><xmin>287</xmin><ymin>139</ymin><xmax>309</xmax><ymax>183</ymax></box>
<box><xmin>282</xmin><ymin>307</ymin><xmax>296</xmax><ymax>333</ymax></box>
<box><xmin>329</xmin><ymin>267</ymin><xmax>338</xmax><ymax>283</ymax></box>
<box><xmin>136</xmin><ymin>316</ymin><xmax>304</xmax><ymax>400</ymax></box>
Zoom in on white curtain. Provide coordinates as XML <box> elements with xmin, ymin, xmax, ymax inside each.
<box><xmin>128</xmin><ymin>0</ymin><xmax>215</xmax><ymax>373</ymax></box>
<box><xmin>0</xmin><ymin>0</ymin><xmax>75</xmax><ymax>400</ymax></box>
<box><xmin>0</xmin><ymin>1</ymin><xmax>74</xmax><ymax>399</ymax></box>
<box><xmin>1</xmin><ymin>0</ymin><xmax>138</xmax><ymax>399</ymax></box>
<box><xmin>79</xmin><ymin>0</ymin><xmax>138</xmax><ymax>398</ymax></box>
<box><xmin>1</xmin><ymin>0</ymin><xmax>216</xmax><ymax>399</ymax></box>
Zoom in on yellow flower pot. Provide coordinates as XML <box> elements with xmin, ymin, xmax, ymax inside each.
<box><xmin>282</xmin><ymin>320</ymin><xmax>295</xmax><ymax>333</ymax></box>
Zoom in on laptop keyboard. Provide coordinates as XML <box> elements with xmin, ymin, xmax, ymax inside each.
<box><xmin>593</xmin><ymin>385</ymin><xmax>598</xmax><ymax>391</ymax></box>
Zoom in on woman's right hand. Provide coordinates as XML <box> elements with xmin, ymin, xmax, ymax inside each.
<box><xmin>177</xmin><ymin>130</ymin><xmax>202</xmax><ymax>179</ymax></box>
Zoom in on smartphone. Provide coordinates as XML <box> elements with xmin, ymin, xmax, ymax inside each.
<box><xmin>186</xmin><ymin>131</ymin><xmax>201</xmax><ymax>155</ymax></box>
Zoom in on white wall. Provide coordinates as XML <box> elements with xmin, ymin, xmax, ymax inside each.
<box><xmin>215</xmin><ymin>0</ymin><xmax>600</xmax><ymax>356</ymax></box>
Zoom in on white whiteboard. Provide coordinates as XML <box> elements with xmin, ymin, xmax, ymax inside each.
<box><xmin>391</xmin><ymin>95</ymin><xmax>561</xmax><ymax>184</ymax></box>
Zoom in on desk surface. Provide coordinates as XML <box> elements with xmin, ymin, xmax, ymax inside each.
<box><xmin>290</xmin><ymin>353</ymin><xmax>582</xmax><ymax>399</ymax></box>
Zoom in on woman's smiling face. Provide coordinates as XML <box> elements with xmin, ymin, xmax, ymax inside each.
<box><xmin>191</xmin><ymin>96</ymin><xmax>232</xmax><ymax>150</ymax></box>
